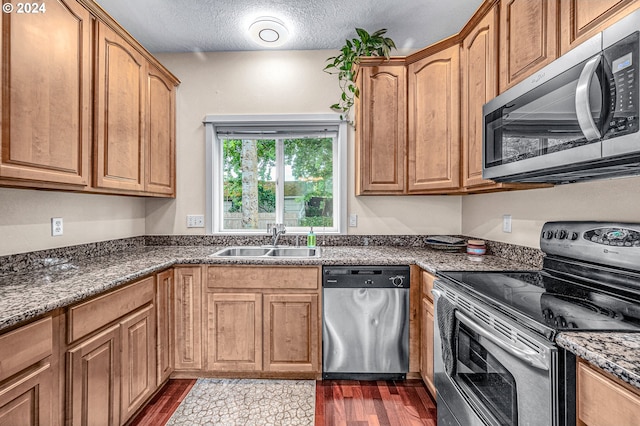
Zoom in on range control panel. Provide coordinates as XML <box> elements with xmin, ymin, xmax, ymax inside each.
<box><xmin>541</xmin><ymin>221</ymin><xmax>640</xmax><ymax>271</ymax></box>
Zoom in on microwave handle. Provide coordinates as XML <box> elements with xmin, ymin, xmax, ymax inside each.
<box><xmin>575</xmin><ymin>55</ymin><xmax>603</xmax><ymax>141</ymax></box>
<box><xmin>455</xmin><ymin>310</ymin><xmax>550</xmax><ymax>371</ymax></box>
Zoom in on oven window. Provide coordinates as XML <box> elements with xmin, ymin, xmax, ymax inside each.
<box><xmin>454</xmin><ymin>322</ymin><xmax>518</xmax><ymax>425</ymax></box>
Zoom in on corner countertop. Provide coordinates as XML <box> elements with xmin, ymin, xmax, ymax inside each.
<box><xmin>0</xmin><ymin>245</ymin><xmax>536</xmax><ymax>332</ymax></box>
<box><xmin>556</xmin><ymin>332</ymin><xmax>640</xmax><ymax>389</ymax></box>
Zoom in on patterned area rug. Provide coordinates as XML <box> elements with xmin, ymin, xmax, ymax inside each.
<box><xmin>166</xmin><ymin>379</ymin><xmax>316</xmax><ymax>425</ymax></box>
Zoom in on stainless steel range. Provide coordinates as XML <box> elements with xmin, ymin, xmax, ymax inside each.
<box><xmin>435</xmin><ymin>221</ymin><xmax>640</xmax><ymax>426</ymax></box>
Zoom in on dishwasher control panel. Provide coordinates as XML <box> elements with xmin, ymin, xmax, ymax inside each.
<box><xmin>323</xmin><ymin>266</ymin><xmax>410</xmax><ymax>288</ymax></box>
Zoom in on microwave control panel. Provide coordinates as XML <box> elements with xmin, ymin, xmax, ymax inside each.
<box><xmin>604</xmin><ymin>31</ymin><xmax>639</xmax><ymax>139</ymax></box>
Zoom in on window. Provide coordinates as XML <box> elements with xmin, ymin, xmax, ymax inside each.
<box><xmin>204</xmin><ymin>114</ymin><xmax>347</xmax><ymax>234</ymax></box>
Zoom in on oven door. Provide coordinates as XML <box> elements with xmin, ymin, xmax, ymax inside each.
<box><xmin>433</xmin><ymin>285</ymin><xmax>559</xmax><ymax>426</ymax></box>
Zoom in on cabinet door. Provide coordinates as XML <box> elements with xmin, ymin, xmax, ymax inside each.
<box><xmin>146</xmin><ymin>64</ymin><xmax>176</xmax><ymax>196</ymax></box>
<box><xmin>156</xmin><ymin>269</ymin><xmax>174</xmax><ymax>385</ymax></box>
<box><xmin>499</xmin><ymin>0</ymin><xmax>558</xmax><ymax>92</ymax></box>
<box><xmin>420</xmin><ymin>297</ymin><xmax>436</xmax><ymax>398</ymax></box>
<box><xmin>263</xmin><ymin>293</ymin><xmax>320</xmax><ymax>373</ymax></box>
<box><xmin>0</xmin><ymin>0</ymin><xmax>90</xmax><ymax>185</ymax></box>
<box><xmin>120</xmin><ymin>305</ymin><xmax>156</xmax><ymax>424</ymax></box>
<box><xmin>94</xmin><ymin>21</ymin><xmax>146</xmax><ymax>192</ymax></box>
<box><xmin>577</xmin><ymin>359</ymin><xmax>640</xmax><ymax>425</ymax></box>
<box><xmin>207</xmin><ymin>292</ymin><xmax>262</xmax><ymax>371</ymax></box>
<box><xmin>407</xmin><ymin>45</ymin><xmax>460</xmax><ymax>192</ymax></box>
<box><xmin>561</xmin><ymin>0</ymin><xmax>640</xmax><ymax>55</ymax></box>
<box><xmin>462</xmin><ymin>5</ymin><xmax>499</xmax><ymax>188</ymax></box>
<box><xmin>356</xmin><ymin>63</ymin><xmax>406</xmax><ymax>194</ymax></box>
<box><xmin>67</xmin><ymin>324</ymin><xmax>121</xmax><ymax>426</ymax></box>
<box><xmin>0</xmin><ymin>363</ymin><xmax>53</xmax><ymax>426</ymax></box>
<box><xmin>174</xmin><ymin>267</ymin><xmax>203</xmax><ymax>370</ymax></box>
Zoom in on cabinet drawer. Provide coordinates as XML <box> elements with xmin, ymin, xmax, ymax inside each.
<box><xmin>577</xmin><ymin>360</ymin><xmax>640</xmax><ymax>426</ymax></box>
<box><xmin>67</xmin><ymin>276</ymin><xmax>155</xmax><ymax>343</ymax></box>
<box><xmin>207</xmin><ymin>266</ymin><xmax>319</xmax><ymax>290</ymax></box>
<box><xmin>0</xmin><ymin>317</ymin><xmax>52</xmax><ymax>382</ymax></box>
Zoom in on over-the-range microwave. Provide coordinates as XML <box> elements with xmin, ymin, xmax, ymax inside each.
<box><xmin>483</xmin><ymin>9</ymin><xmax>640</xmax><ymax>184</ymax></box>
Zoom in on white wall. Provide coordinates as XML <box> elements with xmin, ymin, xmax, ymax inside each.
<box><xmin>0</xmin><ymin>188</ymin><xmax>146</xmax><ymax>256</ymax></box>
<box><xmin>461</xmin><ymin>176</ymin><xmax>640</xmax><ymax>248</ymax></box>
<box><xmin>148</xmin><ymin>50</ymin><xmax>462</xmax><ymax>236</ymax></box>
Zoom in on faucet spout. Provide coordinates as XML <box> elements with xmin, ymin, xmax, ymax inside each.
<box><xmin>268</xmin><ymin>223</ymin><xmax>286</xmax><ymax>246</ymax></box>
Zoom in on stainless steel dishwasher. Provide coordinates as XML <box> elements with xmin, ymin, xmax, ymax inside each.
<box><xmin>322</xmin><ymin>265</ymin><xmax>410</xmax><ymax>380</ymax></box>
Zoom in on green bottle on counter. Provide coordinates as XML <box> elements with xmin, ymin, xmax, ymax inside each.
<box><xmin>307</xmin><ymin>227</ymin><xmax>316</xmax><ymax>248</ymax></box>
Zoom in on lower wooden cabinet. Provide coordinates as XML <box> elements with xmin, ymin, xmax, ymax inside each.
<box><xmin>0</xmin><ymin>317</ymin><xmax>54</xmax><ymax>425</ymax></box>
<box><xmin>156</xmin><ymin>269</ymin><xmax>174</xmax><ymax>384</ymax></box>
<box><xmin>420</xmin><ymin>270</ymin><xmax>436</xmax><ymax>397</ymax></box>
<box><xmin>67</xmin><ymin>324</ymin><xmax>121</xmax><ymax>426</ymax></box>
<box><xmin>263</xmin><ymin>293</ymin><xmax>319</xmax><ymax>373</ymax></box>
<box><xmin>173</xmin><ymin>266</ymin><xmax>203</xmax><ymax>371</ymax></box>
<box><xmin>207</xmin><ymin>292</ymin><xmax>262</xmax><ymax>372</ymax></box>
<box><xmin>205</xmin><ymin>265</ymin><xmax>322</xmax><ymax>377</ymax></box>
<box><xmin>577</xmin><ymin>358</ymin><xmax>640</xmax><ymax>425</ymax></box>
<box><xmin>65</xmin><ymin>276</ymin><xmax>156</xmax><ymax>426</ymax></box>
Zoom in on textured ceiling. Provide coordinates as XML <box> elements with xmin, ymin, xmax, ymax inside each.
<box><xmin>95</xmin><ymin>0</ymin><xmax>484</xmax><ymax>53</ymax></box>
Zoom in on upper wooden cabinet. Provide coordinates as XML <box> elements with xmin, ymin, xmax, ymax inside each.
<box><xmin>0</xmin><ymin>0</ymin><xmax>178</xmax><ymax>197</ymax></box>
<box><xmin>461</xmin><ymin>4</ymin><xmax>499</xmax><ymax>188</ymax></box>
<box><xmin>499</xmin><ymin>0</ymin><xmax>559</xmax><ymax>93</ymax></box>
<box><xmin>146</xmin><ymin>65</ymin><xmax>177</xmax><ymax>196</ymax></box>
<box><xmin>0</xmin><ymin>0</ymin><xmax>91</xmax><ymax>186</ymax></box>
<box><xmin>560</xmin><ymin>0</ymin><xmax>640</xmax><ymax>54</ymax></box>
<box><xmin>407</xmin><ymin>44</ymin><xmax>461</xmax><ymax>193</ymax></box>
<box><xmin>355</xmin><ymin>60</ymin><xmax>406</xmax><ymax>195</ymax></box>
<box><xmin>94</xmin><ymin>21</ymin><xmax>146</xmax><ymax>192</ymax></box>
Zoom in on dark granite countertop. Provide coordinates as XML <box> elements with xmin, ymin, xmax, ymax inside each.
<box><xmin>3</xmin><ymin>243</ymin><xmax>638</xmax><ymax>390</ymax></box>
<box><xmin>0</xmin><ymin>245</ymin><xmax>535</xmax><ymax>332</ymax></box>
<box><xmin>556</xmin><ymin>332</ymin><xmax>640</xmax><ymax>389</ymax></box>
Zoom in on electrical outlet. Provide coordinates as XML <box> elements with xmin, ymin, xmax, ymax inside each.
<box><xmin>349</xmin><ymin>214</ymin><xmax>358</xmax><ymax>227</ymax></box>
<box><xmin>187</xmin><ymin>215</ymin><xmax>205</xmax><ymax>228</ymax></box>
<box><xmin>503</xmin><ymin>214</ymin><xmax>512</xmax><ymax>233</ymax></box>
<box><xmin>51</xmin><ymin>217</ymin><xmax>63</xmax><ymax>236</ymax></box>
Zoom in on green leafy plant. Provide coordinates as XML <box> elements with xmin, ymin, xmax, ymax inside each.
<box><xmin>324</xmin><ymin>28</ymin><xmax>396</xmax><ymax>121</ymax></box>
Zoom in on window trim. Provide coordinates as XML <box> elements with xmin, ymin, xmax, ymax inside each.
<box><xmin>204</xmin><ymin>114</ymin><xmax>347</xmax><ymax>234</ymax></box>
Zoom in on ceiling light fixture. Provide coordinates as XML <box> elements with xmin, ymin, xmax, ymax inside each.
<box><xmin>249</xmin><ymin>17</ymin><xmax>289</xmax><ymax>47</ymax></box>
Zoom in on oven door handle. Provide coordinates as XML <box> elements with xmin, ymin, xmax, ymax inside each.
<box><xmin>455</xmin><ymin>310</ymin><xmax>550</xmax><ymax>371</ymax></box>
<box><xmin>575</xmin><ymin>54</ymin><xmax>603</xmax><ymax>141</ymax></box>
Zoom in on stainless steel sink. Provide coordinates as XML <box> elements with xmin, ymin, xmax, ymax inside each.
<box><xmin>211</xmin><ymin>246</ymin><xmax>321</xmax><ymax>258</ymax></box>
<box><xmin>268</xmin><ymin>247</ymin><xmax>320</xmax><ymax>257</ymax></box>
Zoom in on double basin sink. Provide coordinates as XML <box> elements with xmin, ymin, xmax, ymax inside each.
<box><xmin>211</xmin><ymin>246</ymin><xmax>321</xmax><ymax>258</ymax></box>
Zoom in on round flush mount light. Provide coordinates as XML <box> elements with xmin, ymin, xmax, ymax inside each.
<box><xmin>249</xmin><ymin>17</ymin><xmax>289</xmax><ymax>47</ymax></box>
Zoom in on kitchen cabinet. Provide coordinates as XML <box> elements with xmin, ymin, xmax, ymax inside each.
<box><xmin>173</xmin><ymin>266</ymin><xmax>204</xmax><ymax>371</ymax></box>
<box><xmin>0</xmin><ymin>317</ymin><xmax>54</xmax><ymax>425</ymax></box>
<box><xmin>420</xmin><ymin>270</ymin><xmax>436</xmax><ymax>397</ymax></box>
<box><xmin>145</xmin><ymin>64</ymin><xmax>177</xmax><ymax>196</ymax></box>
<box><xmin>499</xmin><ymin>0</ymin><xmax>558</xmax><ymax>93</ymax></box>
<box><xmin>205</xmin><ymin>265</ymin><xmax>321</xmax><ymax>377</ymax></box>
<box><xmin>66</xmin><ymin>275</ymin><xmax>156</xmax><ymax>426</ymax></box>
<box><xmin>461</xmin><ymin>4</ymin><xmax>499</xmax><ymax>189</ymax></box>
<box><xmin>156</xmin><ymin>269</ymin><xmax>174</xmax><ymax>385</ymax></box>
<box><xmin>577</xmin><ymin>358</ymin><xmax>640</xmax><ymax>425</ymax></box>
<box><xmin>0</xmin><ymin>0</ymin><xmax>178</xmax><ymax>197</ymax></box>
<box><xmin>407</xmin><ymin>43</ymin><xmax>461</xmax><ymax>193</ymax></box>
<box><xmin>560</xmin><ymin>0</ymin><xmax>640</xmax><ymax>55</ymax></box>
<box><xmin>263</xmin><ymin>293</ymin><xmax>319</xmax><ymax>373</ymax></box>
<box><xmin>0</xmin><ymin>0</ymin><xmax>91</xmax><ymax>187</ymax></box>
<box><xmin>354</xmin><ymin>59</ymin><xmax>407</xmax><ymax>195</ymax></box>
<box><xmin>94</xmin><ymin>20</ymin><xmax>146</xmax><ymax>192</ymax></box>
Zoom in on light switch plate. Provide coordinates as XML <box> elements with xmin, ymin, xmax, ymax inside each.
<box><xmin>349</xmin><ymin>214</ymin><xmax>358</xmax><ymax>227</ymax></box>
<box><xmin>51</xmin><ymin>217</ymin><xmax>63</xmax><ymax>236</ymax></box>
<box><xmin>503</xmin><ymin>214</ymin><xmax>512</xmax><ymax>233</ymax></box>
<box><xmin>187</xmin><ymin>215</ymin><xmax>205</xmax><ymax>228</ymax></box>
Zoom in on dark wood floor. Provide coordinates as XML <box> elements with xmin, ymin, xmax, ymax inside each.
<box><xmin>129</xmin><ymin>379</ymin><xmax>436</xmax><ymax>425</ymax></box>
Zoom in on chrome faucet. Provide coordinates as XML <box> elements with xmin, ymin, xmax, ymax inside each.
<box><xmin>267</xmin><ymin>223</ymin><xmax>286</xmax><ymax>246</ymax></box>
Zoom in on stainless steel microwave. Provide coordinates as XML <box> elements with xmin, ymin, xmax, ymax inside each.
<box><xmin>483</xmin><ymin>10</ymin><xmax>640</xmax><ymax>184</ymax></box>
